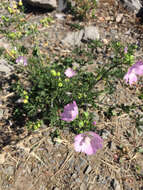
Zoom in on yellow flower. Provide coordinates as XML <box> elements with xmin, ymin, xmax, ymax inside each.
<box><xmin>51</xmin><ymin>69</ymin><xmax>56</xmax><ymax>76</ymax></box>
<box><xmin>11</xmin><ymin>49</ymin><xmax>16</xmax><ymax>55</ymax></box>
<box><xmin>78</xmin><ymin>93</ymin><xmax>82</xmax><ymax>99</ymax></box>
<box><xmin>57</xmin><ymin>72</ymin><xmax>61</xmax><ymax>76</ymax></box>
<box><xmin>58</xmin><ymin>83</ymin><xmax>63</xmax><ymax>87</ymax></box>
<box><xmin>13</xmin><ymin>4</ymin><xmax>17</xmax><ymax>9</ymax></box>
<box><xmin>25</xmin><ymin>95</ymin><xmax>29</xmax><ymax>100</ymax></box>
<box><xmin>23</xmin><ymin>99</ymin><xmax>28</xmax><ymax>104</ymax></box>
<box><xmin>23</xmin><ymin>90</ymin><xmax>27</xmax><ymax>95</ymax></box>
<box><xmin>33</xmin><ymin>125</ymin><xmax>38</xmax><ymax>130</ymax></box>
<box><xmin>37</xmin><ymin>123</ymin><xmax>41</xmax><ymax>128</ymax></box>
<box><xmin>17</xmin><ymin>31</ymin><xmax>22</xmax><ymax>38</ymax></box>
<box><xmin>8</xmin><ymin>7</ymin><xmax>14</xmax><ymax>14</ymax></box>
<box><xmin>18</xmin><ymin>0</ymin><xmax>23</xmax><ymax>6</ymax></box>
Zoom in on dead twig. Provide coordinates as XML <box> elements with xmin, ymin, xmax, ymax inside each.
<box><xmin>1</xmin><ymin>92</ymin><xmax>14</xmax><ymax>101</ymax></box>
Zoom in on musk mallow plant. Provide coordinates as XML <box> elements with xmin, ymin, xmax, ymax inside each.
<box><xmin>60</xmin><ymin>101</ymin><xmax>103</xmax><ymax>155</ymax></box>
<box><xmin>13</xmin><ymin>56</ymin><xmax>97</xmax><ymax>132</ymax></box>
<box><xmin>124</xmin><ymin>61</ymin><xmax>143</xmax><ymax>86</ymax></box>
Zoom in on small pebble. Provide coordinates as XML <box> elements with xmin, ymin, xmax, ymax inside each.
<box><xmin>116</xmin><ymin>14</ymin><xmax>123</xmax><ymax>23</ymax></box>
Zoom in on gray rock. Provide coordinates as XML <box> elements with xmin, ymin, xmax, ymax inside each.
<box><xmin>75</xmin><ymin>178</ymin><xmax>81</xmax><ymax>183</ymax></box>
<box><xmin>82</xmin><ymin>26</ymin><xmax>100</xmax><ymax>41</ymax></box>
<box><xmin>116</xmin><ymin>13</ymin><xmax>123</xmax><ymax>23</ymax></box>
<box><xmin>79</xmin><ymin>157</ymin><xmax>87</xmax><ymax>167</ymax></box>
<box><xmin>61</xmin><ymin>25</ymin><xmax>100</xmax><ymax>47</ymax></box>
<box><xmin>42</xmin><ymin>131</ymin><xmax>49</xmax><ymax>136</ymax></box>
<box><xmin>4</xmin><ymin>165</ymin><xmax>15</xmax><ymax>176</ymax></box>
<box><xmin>25</xmin><ymin>0</ymin><xmax>57</xmax><ymax>9</ymax></box>
<box><xmin>72</xmin><ymin>173</ymin><xmax>77</xmax><ymax>178</ymax></box>
<box><xmin>29</xmin><ymin>137</ymin><xmax>40</xmax><ymax>144</ymax></box>
<box><xmin>68</xmin><ymin>158</ymin><xmax>75</xmax><ymax>168</ymax></box>
<box><xmin>57</xmin><ymin>0</ymin><xmax>67</xmax><ymax>11</ymax></box>
<box><xmin>75</xmin><ymin>164</ymin><xmax>81</xmax><ymax>172</ymax></box>
<box><xmin>120</xmin><ymin>0</ymin><xmax>142</xmax><ymax>12</ymax></box>
<box><xmin>61</xmin><ymin>30</ymin><xmax>84</xmax><ymax>47</ymax></box>
<box><xmin>0</xmin><ymin>59</ymin><xmax>14</xmax><ymax>76</ymax></box>
<box><xmin>55</xmin><ymin>13</ymin><xmax>66</xmax><ymax>20</ymax></box>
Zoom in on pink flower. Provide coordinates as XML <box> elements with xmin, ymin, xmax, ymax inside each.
<box><xmin>124</xmin><ymin>47</ymin><xmax>128</xmax><ymax>54</ymax></box>
<box><xmin>124</xmin><ymin>61</ymin><xmax>143</xmax><ymax>86</ymax></box>
<box><xmin>60</xmin><ymin>101</ymin><xmax>78</xmax><ymax>122</ymax></box>
<box><xmin>64</xmin><ymin>68</ymin><xmax>76</xmax><ymax>78</ymax></box>
<box><xmin>74</xmin><ymin>131</ymin><xmax>103</xmax><ymax>155</ymax></box>
<box><xmin>93</xmin><ymin>121</ymin><xmax>96</xmax><ymax>126</ymax></box>
<box><xmin>16</xmin><ymin>56</ymin><xmax>27</xmax><ymax>66</ymax></box>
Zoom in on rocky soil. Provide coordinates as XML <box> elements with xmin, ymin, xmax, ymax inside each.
<box><xmin>0</xmin><ymin>0</ymin><xmax>143</xmax><ymax>190</ymax></box>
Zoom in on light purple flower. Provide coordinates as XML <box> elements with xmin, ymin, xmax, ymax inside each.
<box><xmin>124</xmin><ymin>47</ymin><xmax>128</xmax><ymax>54</ymax></box>
<box><xmin>74</xmin><ymin>131</ymin><xmax>103</xmax><ymax>155</ymax></box>
<box><xmin>124</xmin><ymin>61</ymin><xmax>143</xmax><ymax>86</ymax></box>
<box><xmin>16</xmin><ymin>56</ymin><xmax>27</xmax><ymax>66</ymax></box>
<box><xmin>93</xmin><ymin>121</ymin><xmax>96</xmax><ymax>126</ymax></box>
<box><xmin>64</xmin><ymin>68</ymin><xmax>76</xmax><ymax>78</ymax></box>
<box><xmin>60</xmin><ymin>101</ymin><xmax>78</xmax><ymax>122</ymax></box>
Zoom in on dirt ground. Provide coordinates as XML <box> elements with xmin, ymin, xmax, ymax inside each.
<box><xmin>0</xmin><ymin>0</ymin><xmax>143</xmax><ymax>190</ymax></box>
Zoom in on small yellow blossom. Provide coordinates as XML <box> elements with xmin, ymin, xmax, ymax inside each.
<box><xmin>8</xmin><ymin>7</ymin><xmax>14</xmax><ymax>14</ymax></box>
<box><xmin>25</xmin><ymin>95</ymin><xmax>29</xmax><ymax>100</ymax></box>
<box><xmin>23</xmin><ymin>90</ymin><xmax>27</xmax><ymax>95</ymax></box>
<box><xmin>37</xmin><ymin>123</ymin><xmax>41</xmax><ymax>128</ymax></box>
<box><xmin>57</xmin><ymin>72</ymin><xmax>61</xmax><ymax>76</ymax></box>
<box><xmin>19</xmin><ymin>0</ymin><xmax>23</xmax><ymax>6</ymax></box>
<box><xmin>78</xmin><ymin>93</ymin><xmax>82</xmax><ymax>99</ymax></box>
<box><xmin>17</xmin><ymin>31</ymin><xmax>22</xmax><ymax>38</ymax></box>
<box><xmin>51</xmin><ymin>69</ymin><xmax>57</xmax><ymax>76</ymax></box>
<box><xmin>58</xmin><ymin>83</ymin><xmax>63</xmax><ymax>87</ymax></box>
<box><xmin>23</xmin><ymin>99</ymin><xmax>28</xmax><ymax>104</ymax></box>
<box><xmin>13</xmin><ymin>4</ymin><xmax>17</xmax><ymax>9</ymax></box>
<box><xmin>33</xmin><ymin>125</ymin><xmax>38</xmax><ymax>130</ymax></box>
<box><xmin>11</xmin><ymin>49</ymin><xmax>17</xmax><ymax>55</ymax></box>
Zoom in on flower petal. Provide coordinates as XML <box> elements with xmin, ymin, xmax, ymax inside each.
<box><xmin>60</xmin><ymin>101</ymin><xmax>78</xmax><ymax>122</ymax></box>
<box><xmin>74</xmin><ymin>132</ymin><xmax>103</xmax><ymax>155</ymax></box>
<box><xmin>64</xmin><ymin>68</ymin><xmax>76</xmax><ymax>78</ymax></box>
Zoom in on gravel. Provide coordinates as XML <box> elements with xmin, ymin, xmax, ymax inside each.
<box><xmin>0</xmin><ymin>0</ymin><xmax>143</xmax><ymax>190</ymax></box>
